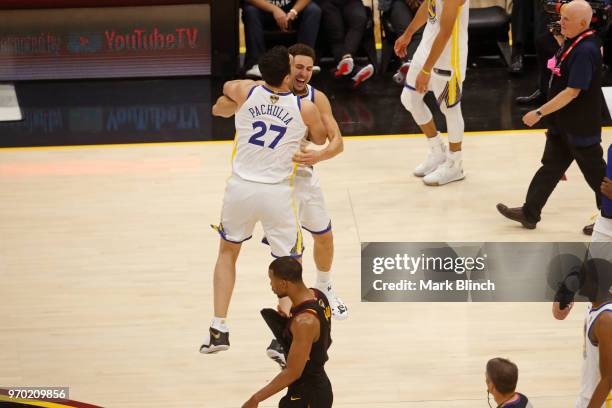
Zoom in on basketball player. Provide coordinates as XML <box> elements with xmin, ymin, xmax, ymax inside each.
<box><xmin>242</xmin><ymin>257</ymin><xmax>333</xmax><ymax>408</ymax></box>
<box><xmin>213</xmin><ymin>43</ymin><xmax>348</xmax><ymax>321</ymax></box>
<box><xmin>200</xmin><ymin>46</ymin><xmax>328</xmax><ymax>354</ymax></box>
<box><xmin>592</xmin><ymin>143</ymin><xmax>612</xmax><ymax>241</ymax></box>
<box><xmin>553</xmin><ymin>246</ymin><xmax>612</xmax><ymax>408</ymax></box>
<box><xmin>485</xmin><ymin>358</ymin><xmax>533</xmax><ymax>408</ymax></box>
<box><xmin>394</xmin><ymin>0</ymin><xmax>469</xmax><ymax>186</ymax></box>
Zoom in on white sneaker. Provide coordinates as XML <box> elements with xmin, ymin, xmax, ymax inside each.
<box><xmin>335</xmin><ymin>57</ymin><xmax>354</xmax><ymax>77</ymax></box>
<box><xmin>351</xmin><ymin>64</ymin><xmax>375</xmax><ymax>88</ymax></box>
<box><xmin>245</xmin><ymin>64</ymin><xmax>262</xmax><ymax>78</ymax></box>
<box><xmin>422</xmin><ymin>154</ymin><xmax>465</xmax><ymax>186</ymax></box>
<box><xmin>413</xmin><ymin>143</ymin><xmax>447</xmax><ymax>177</ymax></box>
<box><xmin>317</xmin><ymin>283</ymin><xmax>348</xmax><ymax>320</ymax></box>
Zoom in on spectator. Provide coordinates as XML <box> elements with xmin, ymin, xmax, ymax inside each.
<box><xmin>242</xmin><ymin>0</ymin><xmax>321</xmax><ymax>77</ymax></box>
<box><xmin>319</xmin><ymin>0</ymin><xmax>375</xmax><ymax>88</ymax></box>
<box><xmin>509</xmin><ymin>0</ymin><xmax>549</xmax><ymax>75</ymax></box>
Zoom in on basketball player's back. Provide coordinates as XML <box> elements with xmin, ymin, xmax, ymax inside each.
<box><xmin>233</xmin><ymin>85</ymin><xmax>306</xmax><ymax>184</ymax></box>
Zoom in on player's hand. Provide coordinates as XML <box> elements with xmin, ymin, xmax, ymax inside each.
<box><xmin>601</xmin><ymin>177</ymin><xmax>612</xmax><ymax>200</ymax></box>
<box><xmin>415</xmin><ymin>70</ymin><xmax>430</xmax><ymax>94</ymax></box>
<box><xmin>522</xmin><ymin>110</ymin><xmax>541</xmax><ymax>127</ymax></box>
<box><xmin>241</xmin><ymin>396</ymin><xmax>259</xmax><ymax>408</ymax></box>
<box><xmin>552</xmin><ymin>301</ymin><xmax>574</xmax><ymax>320</ymax></box>
<box><xmin>272</xmin><ymin>7</ymin><xmax>288</xmax><ymax>31</ymax></box>
<box><xmin>277</xmin><ymin>304</ymin><xmax>290</xmax><ymax>318</ymax></box>
<box><xmin>394</xmin><ymin>31</ymin><xmax>413</xmax><ymax>59</ymax></box>
<box><xmin>293</xmin><ymin>149</ymin><xmax>323</xmax><ymax>166</ymax></box>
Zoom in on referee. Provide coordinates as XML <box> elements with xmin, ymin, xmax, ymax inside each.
<box><xmin>497</xmin><ymin>0</ymin><xmax>607</xmax><ymax>230</ymax></box>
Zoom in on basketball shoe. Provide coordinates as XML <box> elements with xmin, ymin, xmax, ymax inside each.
<box><xmin>317</xmin><ymin>282</ymin><xmax>348</xmax><ymax>320</ymax></box>
<box><xmin>199</xmin><ymin>326</ymin><xmax>229</xmax><ymax>354</ymax></box>
<box><xmin>266</xmin><ymin>339</ymin><xmax>287</xmax><ymax>369</ymax></box>
<box><xmin>423</xmin><ymin>152</ymin><xmax>465</xmax><ymax>186</ymax></box>
<box><xmin>414</xmin><ymin>143</ymin><xmax>447</xmax><ymax>177</ymax></box>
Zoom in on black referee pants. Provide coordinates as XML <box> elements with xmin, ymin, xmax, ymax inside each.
<box><xmin>522</xmin><ymin>130</ymin><xmax>606</xmax><ymax>224</ymax></box>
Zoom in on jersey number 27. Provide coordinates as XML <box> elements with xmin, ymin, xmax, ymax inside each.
<box><xmin>248</xmin><ymin>121</ymin><xmax>287</xmax><ymax>149</ymax></box>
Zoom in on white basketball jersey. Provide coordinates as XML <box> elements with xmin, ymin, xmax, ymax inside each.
<box><xmin>576</xmin><ymin>302</ymin><xmax>612</xmax><ymax>408</ymax></box>
<box><xmin>413</xmin><ymin>0</ymin><xmax>470</xmax><ymax>81</ymax></box>
<box><xmin>233</xmin><ymin>85</ymin><xmax>307</xmax><ymax>183</ymax></box>
<box><xmin>300</xmin><ymin>84</ymin><xmax>315</xmax><ymax>103</ymax></box>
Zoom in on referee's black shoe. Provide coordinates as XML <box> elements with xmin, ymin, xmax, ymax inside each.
<box><xmin>199</xmin><ymin>327</ymin><xmax>229</xmax><ymax>354</ymax></box>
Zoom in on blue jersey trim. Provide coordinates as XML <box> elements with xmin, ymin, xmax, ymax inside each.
<box><xmin>303</xmin><ymin>221</ymin><xmax>332</xmax><ymax>235</ymax></box>
<box><xmin>587</xmin><ymin>307</ymin><xmax>612</xmax><ymax>347</ymax></box>
<box><xmin>246</xmin><ymin>85</ymin><xmax>258</xmax><ymax>100</ymax></box>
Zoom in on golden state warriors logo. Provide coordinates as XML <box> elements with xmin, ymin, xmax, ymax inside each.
<box><xmin>428</xmin><ymin>0</ymin><xmax>438</xmax><ymax>23</ymax></box>
<box><xmin>270</xmin><ymin>94</ymin><xmax>279</xmax><ymax>104</ymax></box>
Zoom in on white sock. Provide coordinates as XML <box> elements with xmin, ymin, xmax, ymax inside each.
<box><xmin>427</xmin><ymin>133</ymin><xmax>443</xmax><ymax>153</ymax></box>
<box><xmin>316</xmin><ymin>270</ymin><xmax>331</xmax><ymax>288</ymax></box>
<box><xmin>211</xmin><ymin>317</ymin><xmax>228</xmax><ymax>332</ymax></box>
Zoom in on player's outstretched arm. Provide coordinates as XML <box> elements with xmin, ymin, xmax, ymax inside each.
<box><xmin>588</xmin><ymin>313</ymin><xmax>612</xmax><ymax>408</ymax></box>
<box><xmin>395</xmin><ymin>1</ymin><xmax>428</xmax><ymax>58</ymax></box>
<box><xmin>300</xmin><ymin>99</ymin><xmax>328</xmax><ymax>145</ymax></box>
<box><xmin>241</xmin><ymin>314</ymin><xmax>318</xmax><ymax>408</ymax></box>
<box><xmin>212</xmin><ymin>95</ymin><xmax>238</xmax><ymax>118</ymax></box>
<box><xmin>223</xmin><ymin>79</ymin><xmax>257</xmax><ymax>110</ymax></box>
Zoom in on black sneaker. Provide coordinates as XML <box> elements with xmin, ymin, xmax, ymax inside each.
<box><xmin>199</xmin><ymin>327</ymin><xmax>229</xmax><ymax>354</ymax></box>
<box><xmin>266</xmin><ymin>339</ymin><xmax>286</xmax><ymax>369</ymax></box>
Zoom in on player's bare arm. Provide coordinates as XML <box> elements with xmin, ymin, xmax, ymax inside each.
<box><xmin>300</xmin><ymin>99</ymin><xmax>328</xmax><ymax>145</ymax></box>
<box><xmin>214</xmin><ymin>80</ymin><xmax>266</xmax><ymax>118</ymax></box>
<box><xmin>588</xmin><ymin>313</ymin><xmax>612</xmax><ymax>408</ymax></box>
<box><xmin>394</xmin><ymin>1</ymin><xmax>428</xmax><ymax>58</ymax></box>
<box><xmin>294</xmin><ymin>91</ymin><xmax>344</xmax><ymax>166</ymax></box>
<box><xmin>223</xmin><ymin>79</ymin><xmax>257</xmax><ymax>110</ymax></box>
<box><xmin>242</xmin><ymin>314</ymin><xmax>319</xmax><ymax>408</ymax></box>
<box><xmin>212</xmin><ymin>95</ymin><xmax>238</xmax><ymax>118</ymax></box>
<box><xmin>416</xmin><ymin>0</ymin><xmax>464</xmax><ymax>93</ymax></box>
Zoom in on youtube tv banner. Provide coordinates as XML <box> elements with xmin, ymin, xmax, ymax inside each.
<box><xmin>0</xmin><ymin>4</ymin><xmax>211</xmax><ymax>80</ymax></box>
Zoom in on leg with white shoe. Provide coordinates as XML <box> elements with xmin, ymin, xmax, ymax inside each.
<box><xmin>296</xmin><ymin>172</ymin><xmax>348</xmax><ymax>320</ymax></box>
<box><xmin>400</xmin><ymin>85</ymin><xmax>445</xmax><ymax>177</ymax></box>
<box><xmin>312</xmin><ymin>230</ymin><xmax>348</xmax><ymax>320</ymax></box>
<box><xmin>422</xmin><ymin>101</ymin><xmax>465</xmax><ymax>186</ymax></box>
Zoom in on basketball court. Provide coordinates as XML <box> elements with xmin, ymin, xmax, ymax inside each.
<box><xmin>1</xmin><ymin>129</ymin><xmax>608</xmax><ymax>407</ymax></box>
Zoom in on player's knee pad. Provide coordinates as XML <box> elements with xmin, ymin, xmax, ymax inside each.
<box><xmin>400</xmin><ymin>87</ymin><xmax>432</xmax><ymax>125</ymax></box>
<box><xmin>441</xmin><ymin>103</ymin><xmax>465</xmax><ymax>144</ymax></box>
